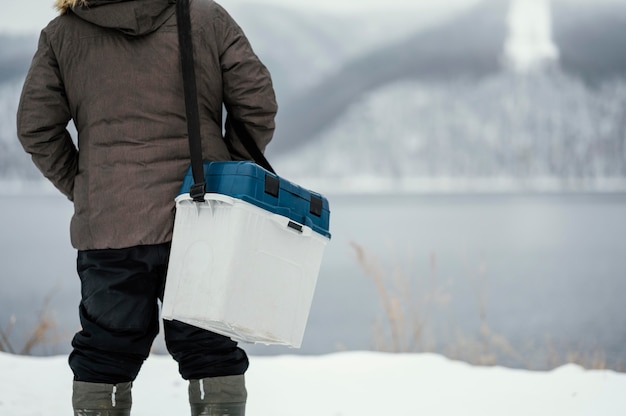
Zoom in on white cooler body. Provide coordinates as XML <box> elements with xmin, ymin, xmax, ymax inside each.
<box><xmin>162</xmin><ymin>193</ymin><xmax>329</xmax><ymax>348</ymax></box>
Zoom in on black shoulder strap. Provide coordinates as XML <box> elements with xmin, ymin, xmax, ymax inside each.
<box><xmin>226</xmin><ymin>111</ymin><xmax>275</xmax><ymax>174</ymax></box>
<box><xmin>176</xmin><ymin>0</ymin><xmax>205</xmax><ymax>202</ymax></box>
<box><xmin>176</xmin><ymin>0</ymin><xmax>275</xmax><ymax>203</ymax></box>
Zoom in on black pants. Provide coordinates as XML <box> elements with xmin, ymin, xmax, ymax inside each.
<box><xmin>68</xmin><ymin>243</ymin><xmax>249</xmax><ymax>384</ymax></box>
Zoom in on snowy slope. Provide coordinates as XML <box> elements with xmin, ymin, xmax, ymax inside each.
<box><xmin>2</xmin><ymin>351</ymin><xmax>625</xmax><ymax>416</ymax></box>
<box><xmin>270</xmin><ymin>0</ymin><xmax>626</xmax><ymax>192</ymax></box>
<box><xmin>273</xmin><ymin>70</ymin><xmax>626</xmax><ymax>193</ymax></box>
<box><xmin>503</xmin><ymin>0</ymin><xmax>559</xmax><ymax>72</ymax></box>
<box><xmin>226</xmin><ymin>0</ymin><xmax>481</xmax><ymax>99</ymax></box>
<box><xmin>2</xmin><ymin>0</ymin><xmax>626</xmax><ymax>192</ymax></box>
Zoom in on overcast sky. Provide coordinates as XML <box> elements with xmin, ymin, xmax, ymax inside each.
<box><xmin>1</xmin><ymin>0</ymin><xmax>478</xmax><ymax>34</ymax></box>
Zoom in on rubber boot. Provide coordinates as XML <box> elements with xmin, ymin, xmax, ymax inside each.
<box><xmin>72</xmin><ymin>381</ymin><xmax>132</xmax><ymax>416</ymax></box>
<box><xmin>188</xmin><ymin>375</ymin><xmax>247</xmax><ymax>416</ymax></box>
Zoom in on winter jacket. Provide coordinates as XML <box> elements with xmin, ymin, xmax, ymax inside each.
<box><xmin>17</xmin><ymin>0</ymin><xmax>277</xmax><ymax>250</ymax></box>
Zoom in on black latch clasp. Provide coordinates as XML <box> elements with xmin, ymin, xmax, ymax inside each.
<box><xmin>190</xmin><ymin>182</ymin><xmax>206</xmax><ymax>202</ymax></box>
<box><xmin>310</xmin><ymin>194</ymin><xmax>323</xmax><ymax>217</ymax></box>
<box><xmin>264</xmin><ymin>174</ymin><xmax>280</xmax><ymax>198</ymax></box>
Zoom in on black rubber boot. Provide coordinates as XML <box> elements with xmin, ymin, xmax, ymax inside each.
<box><xmin>188</xmin><ymin>375</ymin><xmax>247</xmax><ymax>416</ymax></box>
<box><xmin>72</xmin><ymin>381</ymin><xmax>132</xmax><ymax>416</ymax></box>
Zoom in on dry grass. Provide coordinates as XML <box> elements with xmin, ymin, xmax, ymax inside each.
<box><xmin>0</xmin><ymin>291</ymin><xmax>58</xmax><ymax>355</ymax></box>
<box><xmin>351</xmin><ymin>241</ymin><xmax>623</xmax><ymax>372</ymax></box>
<box><xmin>351</xmin><ymin>242</ymin><xmax>444</xmax><ymax>353</ymax></box>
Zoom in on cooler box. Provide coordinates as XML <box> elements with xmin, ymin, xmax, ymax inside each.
<box><xmin>162</xmin><ymin>161</ymin><xmax>331</xmax><ymax>348</ymax></box>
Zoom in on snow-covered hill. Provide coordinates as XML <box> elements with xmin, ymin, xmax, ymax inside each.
<box><xmin>2</xmin><ymin>0</ymin><xmax>626</xmax><ymax>193</ymax></box>
<box><xmin>270</xmin><ymin>0</ymin><xmax>626</xmax><ymax>192</ymax></box>
<box><xmin>226</xmin><ymin>1</ymin><xmax>480</xmax><ymax>100</ymax></box>
<box><xmin>274</xmin><ymin>70</ymin><xmax>626</xmax><ymax>193</ymax></box>
<box><xmin>504</xmin><ymin>0</ymin><xmax>559</xmax><ymax>72</ymax></box>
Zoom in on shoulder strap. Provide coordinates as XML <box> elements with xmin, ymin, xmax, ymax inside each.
<box><xmin>176</xmin><ymin>0</ymin><xmax>275</xmax><ymax>203</ymax></box>
<box><xmin>176</xmin><ymin>0</ymin><xmax>205</xmax><ymax>202</ymax></box>
<box><xmin>225</xmin><ymin>110</ymin><xmax>275</xmax><ymax>174</ymax></box>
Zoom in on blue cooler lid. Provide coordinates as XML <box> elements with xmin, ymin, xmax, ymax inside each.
<box><xmin>179</xmin><ymin>161</ymin><xmax>331</xmax><ymax>238</ymax></box>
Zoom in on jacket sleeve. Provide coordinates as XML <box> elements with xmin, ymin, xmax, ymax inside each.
<box><xmin>215</xmin><ymin>5</ymin><xmax>278</xmax><ymax>159</ymax></box>
<box><xmin>16</xmin><ymin>28</ymin><xmax>78</xmax><ymax>201</ymax></box>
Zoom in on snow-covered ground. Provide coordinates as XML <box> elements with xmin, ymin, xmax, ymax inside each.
<box><xmin>1</xmin><ymin>351</ymin><xmax>625</xmax><ymax>415</ymax></box>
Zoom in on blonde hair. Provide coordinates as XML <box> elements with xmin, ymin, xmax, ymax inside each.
<box><xmin>55</xmin><ymin>0</ymin><xmax>89</xmax><ymax>14</ymax></box>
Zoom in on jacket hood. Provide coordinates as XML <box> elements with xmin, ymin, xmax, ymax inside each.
<box><xmin>64</xmin><ymin>0</ymin><xmax>176</xmax><ymax>36</ymax></box>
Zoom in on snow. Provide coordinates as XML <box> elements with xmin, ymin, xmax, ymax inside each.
<box><xmin>1</xmin><ymin>351</ymin><xmax>625</xmax><ymax>415</ymax></box>
<box><xmin>504</xmin><ymin>0</ymin><xmax>559</xmax><ymax>72</ymax></box>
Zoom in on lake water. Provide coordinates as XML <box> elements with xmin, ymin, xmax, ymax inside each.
<box><xmin>1</xmin><ymin>191</ymin><xmax>625</xmax><ymax>370</ymax></box>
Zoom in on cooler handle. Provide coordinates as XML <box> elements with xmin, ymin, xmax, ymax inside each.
<box><xmin>269</xmin><ymin>214</ymin><xmax>312</xmax><ymax>237</ymax></box>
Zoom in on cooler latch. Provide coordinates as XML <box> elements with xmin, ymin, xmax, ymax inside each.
<box><xmin>264</xmin><ymin>174</ymin><xmax>280</xmax><ymax>198</ymax></box>
<box><xmin>310</xmin><ymin>195</ymin><xmax>323</xmax><ymax>217</ymax></box>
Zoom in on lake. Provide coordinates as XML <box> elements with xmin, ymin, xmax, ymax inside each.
<box><xmin>1</xmin><ymin>191</ymin><xmax>625</xmax><ymax>370</ymax></box>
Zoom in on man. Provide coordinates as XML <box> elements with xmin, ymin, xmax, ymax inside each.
<box><xmin>17</xmin><ymin>0</ymin><xmax>277</xmax><ymax>414</ymax></box>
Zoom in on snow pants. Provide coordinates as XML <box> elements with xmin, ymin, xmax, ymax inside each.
<box><xmin>68</xmin><ymin>242</ymin><xmax>249</xmax><ymax>384</ymax></box>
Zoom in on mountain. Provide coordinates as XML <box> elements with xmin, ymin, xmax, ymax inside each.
<box><xmin>268</xmin><ymin>0</ymin><xmax>510</xmax><ymax>155</ymax></box>
<box><xmin>226</xmin><ymin>2</ymin><xmax>472</xmax><ymax>103</ymax></box>
<box><xmin>0</xmin><ymin>2</ymin><xmax>474</xmax><ymax>183</ymax></box>
<box><xmin>552</xmin><ymin>0</ymin><xmax>626</xmax><ymax>84</ymax></box>
<box><xmin>269</xmin><ymin>0</ymin><xmax>626</xmax><ymax>157</ymax></box>
<box><xmin>2</xmin><ymin>0</ymin><xmax>626</xmax><ymax>192</ymax></box>
<box><xmin>270</xmin><ymin>0</ymin><xmax>626</xmax><ymax>192</ymax></box>
<box><xmin>273</xmin><ymin>69</ymin><xmax>626</xmax><ymax>192</ymax></box>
